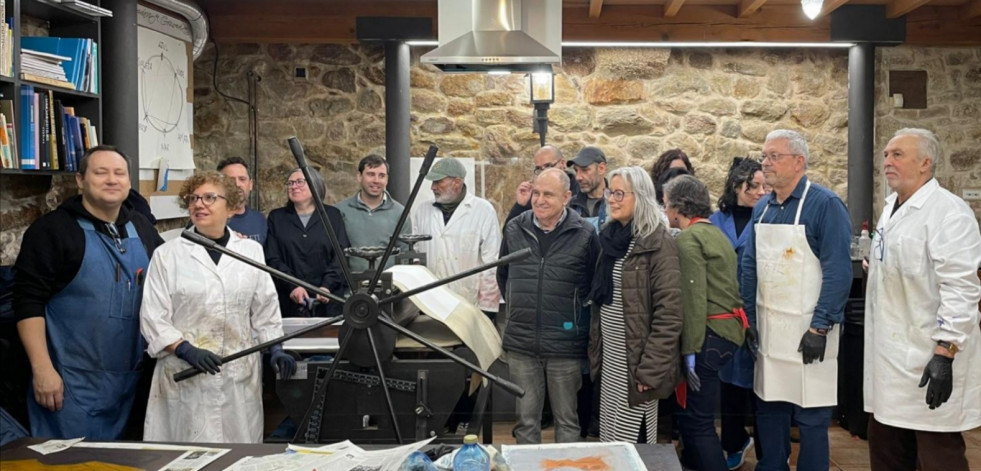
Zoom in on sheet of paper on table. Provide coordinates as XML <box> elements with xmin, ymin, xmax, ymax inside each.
<box><xmin>224</xmin><ymin>437</ymin><xmax>434</xmax><ymax>471</ymax></box>
<box><xmin>27</xmin><ymin>437</ymin><xmax>85</xmax><ymax>455</ymax></box>
<box><xmin>158</xmin><ymin>448</ymin><xmax>229</xmax><ymax>471</ymax></box>
<box><xmin>502</xmin><ymin>442</ymin><xmax>648</xmax><ymax>471</ymax></box>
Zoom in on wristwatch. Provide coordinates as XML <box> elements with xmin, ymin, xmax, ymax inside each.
<box><xmin>937</xmin><ymin>341</ymin><xmax>959</xmax><ymax>355</ymax></box>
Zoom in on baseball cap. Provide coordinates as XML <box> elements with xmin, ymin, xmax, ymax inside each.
<box><xmin>426</xmin><ymin>158</ymin><xmax>467</xmax><ymax>181</ymax></box>
<box><xmin>568</xmin><ymin>147</ymin><xmax>607</xmax><ymax>168</ymax></box>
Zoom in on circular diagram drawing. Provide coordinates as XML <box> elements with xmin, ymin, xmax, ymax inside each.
<box><xmin>140</xmin><ymin>52</ymin><xmax>185</xmax><ymax>134</ymax></box>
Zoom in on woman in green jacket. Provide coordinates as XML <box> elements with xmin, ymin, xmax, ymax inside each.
<box><xmin>663</xmin><ymin>175</ymin><xmax>747</xmax><ymax>471</ymax></box>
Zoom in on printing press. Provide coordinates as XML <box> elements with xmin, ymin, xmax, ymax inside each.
<box><xmin>275</xmin><ymin>239</ymin><xmax>504</xmax><ymax>444</ymax></box>
<box><xmin>173</xmin><ymin>139</ymin><xmax>528</xmax><ymax>446</ymax></box>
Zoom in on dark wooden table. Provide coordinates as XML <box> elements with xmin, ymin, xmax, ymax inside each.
<box><xmin>1</xmin><ymin>437</ymin><xmax>682</xmax><ymax>470</ymax></box>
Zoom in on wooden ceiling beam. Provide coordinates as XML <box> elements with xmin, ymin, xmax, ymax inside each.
<box><xmin>737</xmin><ymin>0</ymin><xmax>769</xmax><ymax>18</ymax></box>
<box><xmin>814</xmin><ymin>0</ymin><xmax>851</xmax><ymax>18</ymax></box>
<box><xmin>664</xmin><ymin>0</ymin><xmax>686</xmax><ymax>17</ymax></box>
<box><xmin>589</xmin><ymin>0</ymin><xmax>604</xmax><ymax>18</ymax></box>
<box><xmin>886</xmin><ymin>0</ymin><xmax>934</xmax><ymax>18</ymax></box>
<box><xmin>961</xmin><ymin>0</ymin><xmax>981</xmax><ymax>18</ymax></box>
<box><xmin>200</xmin><ymin>1</ymin><xmax>981</xmax><ymax>46</ymax></box>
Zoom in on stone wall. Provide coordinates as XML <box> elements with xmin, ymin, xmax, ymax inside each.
<box><xmin>873</xmin><ymin>46</ymin><xmax>981</xmax><ymax>222</ymax></box>
<box><xmin>7</xmin><ymin>44</ymin><xmax>979</xmax><ymax>264</ymax></box>
<box><xmin>192</xmin><ymin>43</ymin><xmax>851</xmax><ymax>227</ymax></box>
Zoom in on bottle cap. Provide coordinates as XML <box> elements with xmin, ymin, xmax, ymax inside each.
<box><xmin>463</xmin><ymin>434</ymin><xmax>478</xmax><ymax>444</ymax></box>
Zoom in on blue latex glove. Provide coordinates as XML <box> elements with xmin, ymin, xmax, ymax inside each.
<box><xmin>175</xmin><ymin>341</ymin><xmax>222</xmax><ymax>375</ymax></box>
<box><xmin>270</xmin><ymin>344</ymin><xmax>297</xmax><ymax>379</ymax></box>
<box><xmin>685</xmin><ymin>353</ymin><xmax>701</xmax><ymax>392</ymax></box>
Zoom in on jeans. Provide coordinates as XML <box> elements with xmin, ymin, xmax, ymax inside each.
<box><xmin>678</xmin><ymin>330</ymin><xmax>738</xmax><ymax>471</ymax></box>
<box><xmin>508</xmin><ymin>351</ymin><xmax>583</xmax><ymax>444</ymax></box>
<box><xmin>755</xmin><ymin>399</ymin><xmax>832</xmax><ymax>471</ymax></box>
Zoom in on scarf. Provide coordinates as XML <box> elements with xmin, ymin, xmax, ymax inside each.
<box><xmin>589</xmin><ymin>220</ymin><xmax>633</xmax><ymax>306</ymax></box>
<box><xmin>434</xmin><ymin>185</ymin><xmax>467</xmax><ymax>223</ymax></box>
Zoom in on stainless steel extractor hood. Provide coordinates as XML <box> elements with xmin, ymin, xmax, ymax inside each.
<box><xmin>421</xmin><ymin>0</ymin><xmax>562</xmax><ymax>73</ymax></box>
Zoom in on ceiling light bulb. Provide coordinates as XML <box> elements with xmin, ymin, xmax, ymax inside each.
<box><xmin>801</xmin><ymin>0</ymin><xmax>823</xmax><ymax>19</ymax></box>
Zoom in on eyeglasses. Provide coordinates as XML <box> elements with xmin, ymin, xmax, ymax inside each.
<box><xmin>872</xmin><ymin>228</ymin><xmax>885</xmax><ymax>262</ymax></box>
<box><xmin>746</xmin><ymin>182</ymin><xmax>772</xmax><ymax>193</ymax></box>
<box><xmin>533</xmin><ymin>161</ymin><xmax>560</xmax><ymax>175</ymax></box>
<box><xmin>105</xmin><ymin>223</ymin><xmax>126</xmax><ymax>254</ymax></box>
<box><xmin>183</xmin><ymin>193</ymin><xmax>227</xmax><ymax>206</ymax></box>
<box><xmin>758</xmin><ymin>152</ymin><xmax>798</xmax><ymax>163</ymax></box>
<box><xmin>609</xmin><ymin>190</ymin><xmax>635</xmax><ymax>202</ymax></box>
<box><xmin>286</xmin><ymin>178</ymin><xmax>308</xmax><ymax>188</ymax></box>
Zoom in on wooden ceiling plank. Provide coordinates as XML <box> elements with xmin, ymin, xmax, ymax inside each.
<box><xmin>589</xmin><ymin>0</ymin><xmax>605</xmax><ymax>17</ymax></box>
<box><xmin>961</xmin><ymin>0</ymin><xmax>981</xmax><ymax>18</ymax></box>
<box><xmin>737</xmin><ymin>0</ymin><xmax>769</xmax><ymax>18</ymax></box>
<box><xmin>886</xmin><ymin>0</ymin><xmax>935</xmax><ymax>18</ymax></box>
<box><xmin>664</xmin><ymin>0</ymin><xmax>686</xmax><ymax>17</ymax></box>
<box><xmin>814</xmin><ymin>0</ymin><xmax>851</xmax><ymax>18</ymax></box>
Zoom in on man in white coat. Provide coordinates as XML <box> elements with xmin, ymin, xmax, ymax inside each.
<box><xmin>411</xmin><ymin>157</ymin><xmax>502</xmax><ymax>317</ymax></box>
<box><xmin>864</xmin><ymin>128</ymin><xmax>981</xmax><ymax>471</ymax></box>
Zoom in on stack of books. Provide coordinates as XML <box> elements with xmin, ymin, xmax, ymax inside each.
<box><xmin>21</xmin><ymin>48</ymin><xmax>74</xmax><ymax>90</ymax></box>
<box><xmin>35</xmin><ymin>0</ymin><xmax>113</xmax><ymax>18</ymax></box>
<box><xmin>21</xmin><ymin>37</ymin><xmax>98</xmax><ymax>93</ymax></box>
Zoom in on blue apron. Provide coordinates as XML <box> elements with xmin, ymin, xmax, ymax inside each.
<box><xmin>710</xmin><ymin>210</ymin><xmax>756</xmax><ymax>388</ymax></box>
<box><xmin>28</xmin><ymin>219</ymin><xmax>149</xmax><ymax>439</ymax></box>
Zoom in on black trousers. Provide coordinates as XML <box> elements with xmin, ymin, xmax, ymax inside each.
<box><xmin>868</xmin><ymin>415</ymin><xmax>969</xmax><ymax>471</ymax></box>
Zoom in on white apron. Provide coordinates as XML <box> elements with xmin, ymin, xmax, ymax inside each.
<box><xmin>863</xmin><ymin>181</ymin><xmax>981</xmax><ymax>432</ymax></box>
<box><xmin>753</xmin><ymin>181</ymin><xmax>840</xmax><ymax>407</ymax></box>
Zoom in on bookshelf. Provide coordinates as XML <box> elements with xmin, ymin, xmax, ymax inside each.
<box><xmin>0</xmin><ymin>0</ymin><xmax>103</xmax><ymax>175</ymax></box>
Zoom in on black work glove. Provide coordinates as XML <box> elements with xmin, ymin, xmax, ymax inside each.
<box><xmin>745</xmin><ymin>326</ymin><xmax>760</xmax><ymax>359</ymax></box>
<box><xmin>918</xmin><ymin>354</ymin><xmax>953</xmax><ymax>410</ymax></box>
<box><xmin>270</xmin><ymin>344</ymin><xmax>297</xmax><ymax>379</ymax></box>
<box><xmin>797</xmin><ymin>330</ymin><xmax>827</xmax><ymax>364</ymax></box>
<box><xmin>175</xmin><ymin>341</ymin><xmax>222</xmax><ymax>375</ymax></box>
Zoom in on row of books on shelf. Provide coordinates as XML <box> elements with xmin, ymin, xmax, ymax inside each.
<box><xmin>0</xmin><ymin>16</ymin><xmax>10</xmax><ymax>78</ymax></box>
<box><xmin>0</xmin><ymin>84</ymin><xmax>98</xmax><ymax>170</ymax></box>
<box><xmin>21</xmin><ymin>37</ymin><xmax>98</xmax><ymax>93</ymax></box>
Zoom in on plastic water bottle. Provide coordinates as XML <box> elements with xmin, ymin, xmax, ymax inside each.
<box><xmin>453</xmin><ymin>434</ymin><xmax>490</xmax><ymax>471</ymax></box>
<box><xmin>399</xmin><ymin>450</ymin><xmax>437</xmax><ymax>471</ymax></box>
<box><xmin>859</xmin><ymin>221</ymin><xmax>872</xmax><ymax>260</ymax></box>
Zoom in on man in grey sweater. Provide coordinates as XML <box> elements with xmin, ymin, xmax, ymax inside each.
<box><xmin>337</xmin><ymin>154</ymin><xmax>411</xmax><ymax>274</ymax></box>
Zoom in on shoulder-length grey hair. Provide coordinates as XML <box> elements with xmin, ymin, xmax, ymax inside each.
<box><xmin>287</xmin><ymin>167</ymin><xmax>327</xmax><ymax>203</ymax></box>
<box><xmin>606</xmin><ymin>166</ymin><xmax>663</xmax><ymax>239</ymax></box>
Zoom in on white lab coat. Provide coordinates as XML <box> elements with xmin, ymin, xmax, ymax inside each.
<box><xmin>140</xmin><ymin>231</ymin><xmax>285</xmax><ymax>443</ymax></box>
<box><xmin>411</xmin><ymin>192</ymin><xmax>502</xmax><ymax>312</ymax></box>
<box><xmin>864</xmin><ymin>179</ymin><xmax>981</xmax><ymax>432</ymax></box>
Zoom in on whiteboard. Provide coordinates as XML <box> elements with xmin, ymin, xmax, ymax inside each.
<box><xmin>137</xmin><ymin>11</ymin><xmax>194</xmax><ymax>170</ymax></box>
<box><xmin>408</xmin><ymin>157</ymin><xmax>476</xmax><ymax>217</ymax></box>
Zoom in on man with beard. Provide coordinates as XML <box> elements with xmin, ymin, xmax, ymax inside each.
<box><xmin>411</xmin><ymin>158</ymin><xmax>501</xmax><ymax>316</ymax></box>
<box><xmin>567</xmin><ymin>147</ymin><xmax>610</xmax><ymax>232</ymax></box>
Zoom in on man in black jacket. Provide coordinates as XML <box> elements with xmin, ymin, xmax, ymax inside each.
<box><xmin>497</xmin><ymin>168</ymin><xmax>600</xmax><ymax>444</ymax></box>
<box><xmin>13</xmin><ymin>145</ymin><xmax>164</xmax><ymax>440</ymax></box>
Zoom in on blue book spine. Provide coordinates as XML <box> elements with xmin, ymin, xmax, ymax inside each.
<box><xmin>18</xmin><ymin>85</ymin><xmax>35</xmax><ymax>169</ymax></box>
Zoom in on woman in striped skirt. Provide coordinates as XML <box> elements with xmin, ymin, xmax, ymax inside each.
<box><xmin>588</xmin><ymin>166</ymin><xmax>684</xmax><ymax>444</ymax></box>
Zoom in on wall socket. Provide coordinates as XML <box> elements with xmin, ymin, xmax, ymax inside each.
<box><xmin>963</xmin><ymin>189</ymin><xmax>981</xmax><ymax>201</ymax></box>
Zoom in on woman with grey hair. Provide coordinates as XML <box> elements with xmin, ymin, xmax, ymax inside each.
<box><xmin>265</xmin><ymin>167</ymin><xmax>350</xmax><ymax>318</ymax></box>
<box><xmin>663</xmin><ymin>175</ymin><xmax>747</xmax><ymax>471</ymax></box>
<box><xmin>588</xmin><ymin>165</ymin><xmax>683</xmax><ymax>444</ymax></box>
